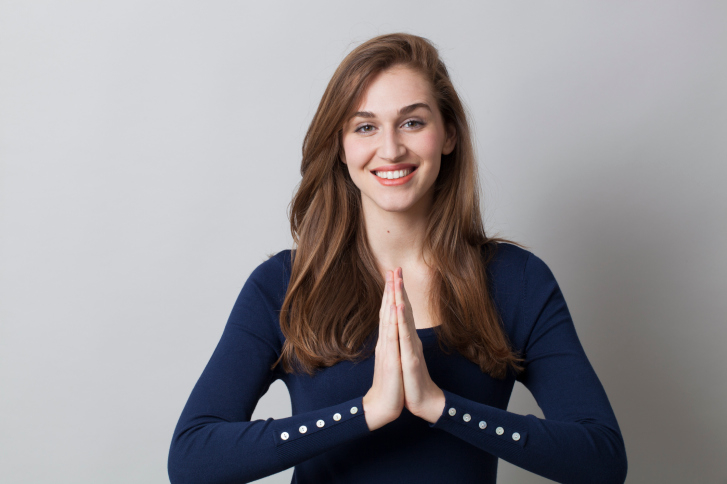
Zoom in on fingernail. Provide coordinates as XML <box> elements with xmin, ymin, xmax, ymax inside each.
<box><xmin>386</xmin><ymin>271</ymin><xmax>392</xmax><ymax>282</ymax></box>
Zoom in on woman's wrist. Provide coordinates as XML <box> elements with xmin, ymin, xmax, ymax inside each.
<box><xmin>418</xmin><ymin>388</ymin><xmax>446</xmax><ymax>424</ymax></box>
<box><xmin>362</xmin><ymin>393</ymin><xmax>385</xmax><ymax>431</ymax></box>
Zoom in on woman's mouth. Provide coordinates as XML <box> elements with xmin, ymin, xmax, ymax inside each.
<box><xmin>371</xmin><ymin>166</ymin><xmax>418</xmax><ymax>186</ymax></box>
<box><xmin>373</xmin><ymin>167</ymin><xmax>414</xmax><ymax>179</ymax></box>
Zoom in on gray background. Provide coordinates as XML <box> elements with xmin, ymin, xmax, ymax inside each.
<box><xmin>1</xmin><ymin>1</ymin><xmax>725</xmax><ymax>483</ymax></box>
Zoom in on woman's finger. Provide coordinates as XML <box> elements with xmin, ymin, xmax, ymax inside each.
<box><xmin>398</xmin><ymin>269</ymin><xmax>418</xmax><ymax>336</ymax></box>
<box><xmin>387</xmin><ymin>303</ymin><xmax>402</xmax><ymax>393</ymax></box>
<box><xmin>379</xmin><ymin>271</ymin><xmax>392</xmax><ymax>321</ymax></box>
<box><xmin>396</xmin><ymin>303</ymin><xmax>413</xmax><ymax>357</ymax></box>
<box><xmin>387</xmin><ymin>303</ymin><xmax>399</xmax><ymax>347</ymax></box>
<box><xmin>378</xmin><ymin>272</ymin><xmax>392</xmax><ymax>350</ymax></box>
<box><xmin>393</xmin><ymin>267</ymin><xmax>404</xmax><ymax>307</ymax></box>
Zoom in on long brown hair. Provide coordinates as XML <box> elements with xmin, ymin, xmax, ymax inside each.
<box><xmin>273</xmin><ymin>33</ymin><xmax>522</xmax><ymax>379</ymax></box>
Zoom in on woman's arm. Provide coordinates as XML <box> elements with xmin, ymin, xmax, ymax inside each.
<box><xmin>167</xmin><ymin>255</ymin><xmax>370</xmax><ymax>484</ymax></box>
<box><xmin>427</xmin><ymin>252</ymin><xmax>628</xmax><ymax>484</ymax></box>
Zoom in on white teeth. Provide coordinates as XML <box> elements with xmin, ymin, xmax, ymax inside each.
<box><xmin>375</xmin><ymin>168</ymin><xmax>413</xmax><ymax>180</ymax></box>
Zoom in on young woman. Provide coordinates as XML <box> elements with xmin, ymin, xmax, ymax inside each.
<box><xmin>168</xmin><ymin>33</ymin><xmax>627</xmax><ymax>484</ymax></box>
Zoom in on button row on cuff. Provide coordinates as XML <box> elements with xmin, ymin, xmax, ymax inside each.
<box><xmin>447</xmin><ymin>406</ymin><xmax>521</xmax><ymax>442</ymax></box>
<box><xmin>279</xmin><ymin>406</ymin><xmax>359</xmax><ymax>441</ymax></box>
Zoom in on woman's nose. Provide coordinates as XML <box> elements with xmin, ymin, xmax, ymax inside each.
<box><xmin>378</xmin><ymin>128</ymin><xmax>406</xmax><ymax>161</ymax></box>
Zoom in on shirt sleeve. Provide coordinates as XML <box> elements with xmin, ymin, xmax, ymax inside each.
<box><xmin>428</xmin><ymin>252</ymin><xmax>628</xmax><ymax>484</ymax></box>
<box><xmin>167</xmin><ymin>255</ymin><xmax>371</xmax><ymax>484</ymax></box>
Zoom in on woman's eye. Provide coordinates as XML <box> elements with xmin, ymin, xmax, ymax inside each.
<box><xmin>355</xmin><ymin>124</ymin><xmax>375</xmax><ymax>133</ymax></box>
<box><xmin>403</xmin><ymin>120</ymin><xmax>424</xmax><ymax>128</ymax></box>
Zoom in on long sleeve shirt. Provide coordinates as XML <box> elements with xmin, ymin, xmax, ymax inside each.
<box><xmin>168</xmin><ymin>243</ymin><xmax>627</xmax><ymax>483</ymax></box>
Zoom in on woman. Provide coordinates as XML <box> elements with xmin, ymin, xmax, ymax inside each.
<box><xmin>168</xmin><ymin>33</ymin><xmax>627</xmax><ymax>484</ymax></box>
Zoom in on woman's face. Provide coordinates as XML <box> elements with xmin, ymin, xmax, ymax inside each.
<box><xmin>341</xmin><ymin>66</ymin><xmax>456</xmax><ymax>218</ymax></box>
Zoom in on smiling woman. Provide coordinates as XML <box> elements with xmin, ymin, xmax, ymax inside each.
<box><xmin>168</xmin><ymin>33</ymin><xmax>628</xmax><ymax>484</ymax></box>
<box><xmin>341</xmin><ymin>68</ymin><xmax>455</xmax><ymax>213</ymax></box>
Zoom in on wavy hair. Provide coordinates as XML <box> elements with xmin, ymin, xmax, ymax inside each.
<box><xmin>272</xmin><ymin>33</ymin><xmax>523</xmax><ymax>379</ymax></box>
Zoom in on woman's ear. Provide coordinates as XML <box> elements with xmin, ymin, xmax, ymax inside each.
<box><xmin>442</xmin><ymin>125</ymin><xmax>456</xmax><ymax>155</ymax></box>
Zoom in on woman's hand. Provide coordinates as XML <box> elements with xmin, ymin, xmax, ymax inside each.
<box><xmin>392</xmin><ymin>267</ymin><xmax>446</xmax><ymax>424</ymax></box>
<box><xmin>362</xmin><ymin>271</ymin><xmax>405</xmax><ymax>431</ymax></box>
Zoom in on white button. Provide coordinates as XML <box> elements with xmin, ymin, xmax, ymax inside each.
<box><xmin>316</xmin><ymin>420</ymin><xmax>325</xmax><ymax>428</ymax></box>
<box><xmin>479</xmin><ymin>421</ymin><xmax>487</xmax><ymax>429</ymax></box>
<box><xmin>448</xmin><ymin>407</ymin><xmax>456</xmax><ymax>416</ymax></box>
<box><xmin>463</xmin><ymin>413</ymin><xmax>471</xmax><ymax>422</ymax></box>
<box><xmin>299</xmin><ymin>425</ymin><xmax>307</xmax><ymax>434</ymax></box>
<box><xmin>496</xmin><ymin>427</ymin><xmax>504</xmax><ymax>435</ymax></box>
<box><xmin>512</xmin><ymin>432</ymin><xmax>521</xmax><ymax>441</ymax></box>
<box><xmin>333</xmin><ymin>413</ymin><xmax>341</xmax><ymax>421</ymax></box>
<box><xmin>350</xmin><ymin>406</ymin><xmax>358</xmax><ymax>414</ymax></box>
<box><xmin>281</xmin><ymin>432</ymin><xmax>289</xmax><ymax>440</ymax></box>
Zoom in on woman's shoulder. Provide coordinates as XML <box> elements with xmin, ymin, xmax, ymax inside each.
<box><xmin>247</xmin><ymin>249</ymin><xmax>293</xmax><ymax>289</ymax></box>
<box><xmin>485</xmin><ymin>242</ymin><xmax>554</xmax><ymax>282</ymax></box>
<box><xmin>484</xmin><ymin>242</ymin><xmax>566</xmax><ymax>349</ymax></box>
<box><xmin>267</xmin><ymin>248</ymin><xmax>293</xmax><ymax>272</ymax></box>
<box><xmin>264</xmin><ymin>248</ymin><xmax>293</xmax><ymax>269</ymax></box>
<box><xmin>226</xmin><ymin>250</ymin><xmax>293</xmax><ymax>349</ymax></box>
<box><xmin>233</xmin><ymin>249</ymin><xmax>293</xmax><ymax>315</ymax></box>
<box><xmin>484</xmin><ymin>242</ymin><xmax>560</xmax><ymax>317</ymax></box>
<box><xmin>484</xmin><ymin>242</ymin><xmax>532</xmax><ymax>283</ymax></box>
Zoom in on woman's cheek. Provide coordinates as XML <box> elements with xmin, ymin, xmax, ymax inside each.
<box><xmin>418</xmin><ymin>130</ymin><xmax>445</xmax><ymax>157</ymax></box>
<box><xmin>344</xmin><ymin>143</ymin><xmax>372</xmax><ymax>170</ymax></box>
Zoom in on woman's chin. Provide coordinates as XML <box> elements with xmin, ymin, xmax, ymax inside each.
<box><xmin>376</xmin><ymin>200</ymin><xmax>421</xmax><ymax>215</ymax></box>
<box><xmin>361</xmin><ymin>191</ymin><xmax>430</xmax><ymax>217</ymax></box>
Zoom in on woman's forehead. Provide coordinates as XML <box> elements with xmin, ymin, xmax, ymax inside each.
<box><xmin>354</xmin><ymin>67</ymin><xmax>434</xmax><ymax>115</ymax></box>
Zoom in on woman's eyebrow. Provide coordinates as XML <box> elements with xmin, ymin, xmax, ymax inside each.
<box><xmin>350</xmin><ymin>102</ymin><xmax>432</xmax><ymax>120</ymax></box>
<box><xmin>398</xmin><ymin>102</ymin><xmax>431</xmax><ymax>116</ymax></box>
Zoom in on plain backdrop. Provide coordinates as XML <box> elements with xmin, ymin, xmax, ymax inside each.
<box><xmin>1</xmin><ymin>1</ymin><xmax>725</xmax><ymax>483</ymax></box>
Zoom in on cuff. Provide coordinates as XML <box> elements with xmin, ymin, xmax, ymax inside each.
<box><xmin>273</xmin><ymin>395</ymin><xmax>370</xmax><ymax>465</ymax></box>
<box><xmin>429</xmin><ymin>389</ymin><xmax>528</xmax><ymax>449</ymax></box>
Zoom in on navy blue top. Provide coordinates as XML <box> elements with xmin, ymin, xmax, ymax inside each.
<box><xmin>168</xmin><ymin>244</ymin><xmax>627</xmax><ymax>483</ymax></box>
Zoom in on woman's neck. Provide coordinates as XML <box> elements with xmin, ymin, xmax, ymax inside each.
<box><xmin>361</xmin><ymin>195</ymin><xmax>433</xmax><ymax>277</ymax></box>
